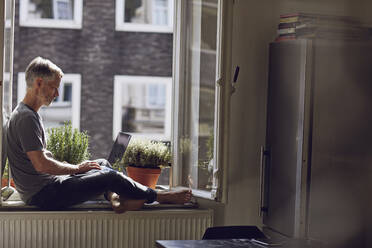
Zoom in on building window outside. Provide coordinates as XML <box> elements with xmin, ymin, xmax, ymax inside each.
<box><xmin>19</xmin><ymin>0</ymin><xmax>83</xmax><ymax>29</ymax></box>
<box><xmin>53</xmin><ymin>0</ymin><xmax>73</xmax><ymax>20</ymax></box>
<box><xmin>115</xmin><ymin>0</ymin><xmax>173</xmax><ymax>33</ymax></box>
<box><xmin>113</xmin><ymin>75</ymin><xmax>171</xmax><ymax>141</ymax></box>
<box><xmin>17</xmin><ymin>73</ymin><xmax>81</xmax><ymax>130</ymax></box>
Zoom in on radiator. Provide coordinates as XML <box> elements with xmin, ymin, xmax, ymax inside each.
<box><xmin>0</xmin><ymin>209</ymin><xmax>213</xmax><ymax>248</ymax></box>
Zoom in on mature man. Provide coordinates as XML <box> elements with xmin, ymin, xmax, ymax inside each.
<box><xmin>6</xmin><ymin>57</ymin><xmax>191</xmax><ymax>212</ymax></box>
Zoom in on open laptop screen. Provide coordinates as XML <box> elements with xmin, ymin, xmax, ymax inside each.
<box><xmin>107</xmin><ymin>132</ymin><xmax>131</xmax><ymax>164</ymax></box>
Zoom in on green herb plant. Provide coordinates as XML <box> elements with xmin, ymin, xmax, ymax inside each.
<box><xmin>1</xmin><ymin>160</ymin><xmax>9</xmax><ymax>179</ymax></box>
<box><xmin>46</xmin><ymin>122</ymin><xmax>90</xmax><ymax>164</ymax></box>
<box><xmin>113</xmin><ymin>138</ymin><xmax>171</xmax><ymax>171</ymax></box>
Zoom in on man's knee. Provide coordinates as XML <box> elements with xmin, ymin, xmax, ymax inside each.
<box><xmin>100</xmin><ymin>168</ymin><xmax>122</xmax><ymax>182</ymax></box>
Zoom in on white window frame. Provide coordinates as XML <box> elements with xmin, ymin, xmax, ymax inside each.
<box><xmin>19</xmin><ymin>0</ymin><xmax>83</xmax><ymax>29</ymax></box>
<box><xmin>113</xmin><ymin>75</ymin><xmax>172</xmax><ymax>141</ymax></box>
<box><xmin>115</xmin><ymin>0</ymin><xmax>173</xmax><ymax>33</ymax></box>
<box><xmin>171</xmin><ymin>0</ymin><xmax>231</xmax><ymax>201</ymax></box>
<box><xmin>17</xmin><ymin>73</ymin><xmax>81</xmax><ymax>130</ymax></box>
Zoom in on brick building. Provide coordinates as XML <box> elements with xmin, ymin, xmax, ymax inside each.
<box><xmin>11</xmin><ymin>0</ymin><xmax>173</xmax><ymax>158</ymax></box>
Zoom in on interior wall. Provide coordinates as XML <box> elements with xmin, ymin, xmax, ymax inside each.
<box><xmin>349</xmin><ymin>0</ymin><xmax>372</xmax><ymax>25</ymax></box>
<box><xmin>224</xmin><ymin>0</ymin><xmax>372</xmax><ymax>227</ymax></box>
<box><xmin>225</xmin><ymin>0</ymin><xmax>277</xmax><ymax>227</ymax></box>
<box><xmin>275</xmin><ymin>0</ymin><xmax>351</xmax><ymax>16</ymax></box>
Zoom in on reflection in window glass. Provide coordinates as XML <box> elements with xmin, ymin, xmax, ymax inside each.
<box><xmin>113</xmin><ymin>76</ymin><xmax>171</xmax><ymax>141</ymax></box>
<box><xmin>124</xmin><ymin>0</ymin><xmax>169</xmax><ymax>25</ymax></box>
<box><xmin>4</xmin><ymin>0</ymin><xmax>14</xmax><ymax>117</ymax></box>
<box><xmin>177</xmin><ymin>0</ymin><xmax>218</xmax><ymax>191</ymax></box>
<box><xmin>120</xmin><ymin>82</ymin><xmax>166</xmax><ymax>134</ymax></box>
<box><xmin>148</xmin><ymin>84</ymin><xmax>165</xmax><ymax>108</ymax></box>
<box><xmin>28</xmin><ymin>0</ymin><xmax>74</xmax><ymax>20</ymax></box>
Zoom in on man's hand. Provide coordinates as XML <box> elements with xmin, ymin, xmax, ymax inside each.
<box><xmin>76</xmin><ymin>161</ymin><xmax>101</xmax><ymax>174</ymax></box>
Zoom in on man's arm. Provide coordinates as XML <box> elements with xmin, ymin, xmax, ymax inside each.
<box><xmin>43</xmin><ymin>150</ymin><xmax>54</xmax><ymax>159</ymax></box>
<box><xmin>27</xmin><ymin>150</ymin><xmax>101</xmax><ymax>175</ymax></box>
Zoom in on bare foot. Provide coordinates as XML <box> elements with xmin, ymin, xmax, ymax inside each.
<box><xmin>109</xmin><ymin>192</ymin><xmax>145</xmax><ymax>214</ymax></box>
<box><xmin>156</xmin><ymin>189</ymin><xmax>192</xmax><ymax>204</ymax></box>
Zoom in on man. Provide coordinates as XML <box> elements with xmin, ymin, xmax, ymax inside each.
<box><xmin>6</xmin><ymin>57</ymin><xmax>191</xmax><ymax>212</ymax></box>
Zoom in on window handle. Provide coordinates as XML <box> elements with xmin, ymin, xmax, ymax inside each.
<box><xmin>230</xmin><ymin>66</ymin><xmax>239</xmax><ymax>95</ymax></box>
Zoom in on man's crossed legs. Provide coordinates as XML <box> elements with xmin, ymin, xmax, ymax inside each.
<box><xmin>29</xmin><ymin>159</ymin><xmax>192</xmax><ymax>212</ymax></box>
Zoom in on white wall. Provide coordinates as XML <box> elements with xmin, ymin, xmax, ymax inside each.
<box><xmin>222</xmin><ymin>0</ymin><xmax>370</xmax><ymax>227</ymax></box>
<box><xmin>224</xmin><ymin>0</ymin><xmax>276</xmax><ymax>227</ymax></box>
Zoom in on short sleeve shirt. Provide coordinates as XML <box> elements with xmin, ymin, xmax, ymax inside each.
<box><xmin>6</xmin><ymin>102</ymin><xmax>56</xmax><ymax>204</ymax></box>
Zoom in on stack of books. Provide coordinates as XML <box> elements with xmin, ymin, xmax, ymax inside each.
<box><xmin>275</xmin><ymin>13</ymin><xmax>370</xmax><ymax>42</ymax></box>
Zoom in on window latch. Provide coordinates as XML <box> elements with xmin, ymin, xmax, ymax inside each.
<box><xmin>231</xmin><ymin>66</ymin><xmax>240</xmax><ymax>95</ymax></box>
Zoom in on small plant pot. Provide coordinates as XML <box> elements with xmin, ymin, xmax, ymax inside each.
<box><xmin>1</xmin><ymin>178</ymin><xmax>15</xmax><ymax>188</ymax></box>
<box><xmin>126</xmin><ymin>166</ymin><xmax>161</xmax><ymax>189</ymax></box>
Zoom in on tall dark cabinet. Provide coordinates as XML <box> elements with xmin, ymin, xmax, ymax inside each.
<box><xmin>263</xmin><ymin>39</ymin><xmax>372</xmax><ymax>248</ymax></box>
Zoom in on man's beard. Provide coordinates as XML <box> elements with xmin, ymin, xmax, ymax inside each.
<box><xmin>43</xmin><ymin>97</ymin><xmax>54</xmax><ymax>106</ymax></box>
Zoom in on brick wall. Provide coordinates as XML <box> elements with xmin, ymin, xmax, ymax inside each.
<box><xmin>12</xmin><ymin>0</ymin><xmax>173</xmax><ymax>158</ymax></box>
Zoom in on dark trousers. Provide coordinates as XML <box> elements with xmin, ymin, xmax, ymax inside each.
<box><xmin>29</xmin><ymin>159</ymin><xmax>157</xmax><ymax>210</ymax></box>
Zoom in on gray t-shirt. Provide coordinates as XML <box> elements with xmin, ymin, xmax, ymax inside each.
<box><xmin>6</xmin><ymin>102</ymin><xmax>56</xmax><ymax>204</ymax></box>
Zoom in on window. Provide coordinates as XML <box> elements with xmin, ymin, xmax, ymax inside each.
<box><xmin>115</xmin><ymin>0</ymin><xmax>173</xmax><ymax>33</ymax></box>
<box><xmin>17</xmin><ymin>73</ymin><xmax>81</xmax><ymax>130</ymax></box>
<box><xmin>172</xmin><ymin>0</ymin><xmax>221</xmax><ymax>199</ymax></box>
<box><xmin>19</xmin><ymin>0</ymin><xmax>83</xmax><ymax>29</ymax></box>
<box><xmin>4</xmin><ymin>0</ymin><xmax>14</xmax><ymax>119</ymax></box>
<box><xmin>113</xmin><ymin>75</ymin><xmax>172</xmax><ymax>141</ymax></box>
<box><xmin>3</xmin><ymin>73</ymin><xmax>11</xmax><ymax>116</ymax></box>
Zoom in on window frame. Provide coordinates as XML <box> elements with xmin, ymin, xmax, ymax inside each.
<box><xmin>171</xmin><ymin>0</ymin><xmax>231</xmax><ymax>201</ymax></box>
<box><xmin>17</xmin><ymin>73</ymin><xmax>82</xmax><ymax>130</ymax></box>
<box><xmin>113</xmin><ymin>75</ymin><xmax>172</xmax><ymax>141</ymax></box>
<box><xmin>19</xmin><ymin>0</ymin><xmax>83</xmax><ymax>29</ymax></box>
<box><xmin>0</xmin><ymin>0</ymin><xmax>13</xmax><ymax>207</ymax></box>
<box><xmin>115</xmin><ymin>0</ymin><xmax>174</xmax><ymax>33</ymax></box>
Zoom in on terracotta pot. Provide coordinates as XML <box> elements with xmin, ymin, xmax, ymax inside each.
<box><xmin>1</xmin><ymin>178</ymin><xmax>15</xmax><ymax>188</ymax></box>
<box><xmin>126</xmin><ymin>166</ymin><xmax>161</xmax><ymax>189</ymax></box>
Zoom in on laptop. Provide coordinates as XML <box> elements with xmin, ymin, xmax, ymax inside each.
<box><xmin>107</xmin><ymin>132</ymin><xmax>132</xmax><ymax>165</ymax></box>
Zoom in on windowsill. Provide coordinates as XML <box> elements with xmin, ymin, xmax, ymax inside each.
<box><xmin>160</xmin><ymin>185</ymin><xmax>215</xmax><ymax>201</ymax></box>
<box><xmin>19</xmin><ymin>20</ymin><xmax>82</xmax><ymax>29</ymax></box>
<box><xmin>115</xmin><ymin>24</ymin><xmax>173</xmax><ymax>33</ymax></box>
<box><xmin>0</xmin><ymin>188</ymin><xmax>199</xmax><ymax>211</ymax></box>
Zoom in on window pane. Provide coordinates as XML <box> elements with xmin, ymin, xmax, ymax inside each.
<box><xmin>28</xmin><ymin>0</ymin><xmax>74</xmax><ymax>20</ymax></box>
<box><xmin>63</xmin><ymin>83</ymin><xmax>72</xmax><ymax>102</ymax></box>
<box><xmin>147</xmin><ymin>84</ymin><xmax>165</xmax><ymax>107</ymax></box>
<box><xmin>124</xmin><ymin>0</ymin><xmax>169</xmax><ymax>25</ymax></box>
<box><xmin>120</xmin><ymin>80</ymin><xmax>168</xmax><ymax>136</ymax></box>
<box><xmin>3</xmin><ymin>0</ymin><xmax>13</xmax><ymax>116</ymax></box>
<box><xmin>179</xmin><ymin>0</ymin><xmax>218</xmax><ymax>191</ymax></box>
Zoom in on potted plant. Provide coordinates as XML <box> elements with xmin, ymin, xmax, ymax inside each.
<box><xmin>114</xmin><ymin>138</ymin><xmax>171</xmax><ymax>189</ymax></box>
<box><xmin>46</xmin><ymin>121</ymin><xmax>91</xmax><ymax>164</ymax></box>
<box><xmin>1</xmin><ymin>160</ymin><xmax>15</xmax><ymax>188</ymax></box>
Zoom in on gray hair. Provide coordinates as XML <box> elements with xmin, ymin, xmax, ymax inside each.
<box><xmin>25</xmin><ymin>57</ymin><xmax>64</xmax><ymax>88</ymax></box>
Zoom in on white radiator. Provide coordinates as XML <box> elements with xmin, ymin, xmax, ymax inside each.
<box><xmin>0</xmin><ymin>209</ymin><xmax>213</xmax><ymax>248</ymax></box>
